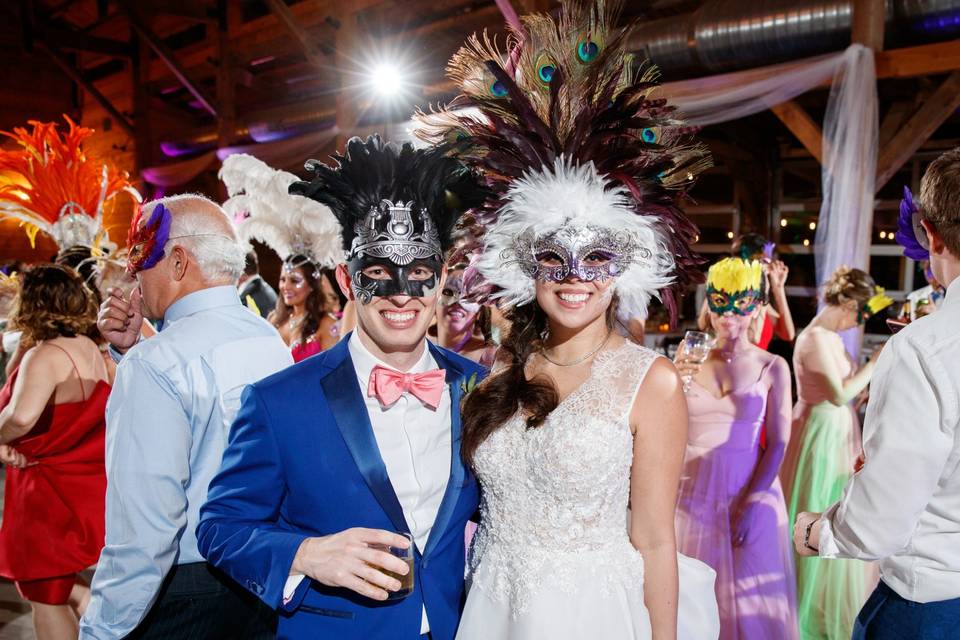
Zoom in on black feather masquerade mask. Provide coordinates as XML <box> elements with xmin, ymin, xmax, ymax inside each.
<box><xmin>289</xmin><ymin>135</ymin><xmax>488</xmax><ymax>303</ymax></box>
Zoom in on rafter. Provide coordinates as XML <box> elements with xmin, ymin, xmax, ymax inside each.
<box><xmin>875</xmin><ymin>71</ymin><xmax>960</xmax><ymax>192</ymax></box>
<box><xmin>118</xmin><ymin>0</ymin><xmax>218</xmax><ymax>117</ymax></box>
<box><xmin>263</xmin><ymin>0</ymin><xmax>330</xmax><ymax>70</ymax></box>
<box><xmin>38</xmin><ymin>42</ymin><xmax>136</xmax><ymax>137</ymax></box>
<box><xmin>770</xmin><ymin>100</ymin><xmax>823</xmax><ymax>164</ymax></box>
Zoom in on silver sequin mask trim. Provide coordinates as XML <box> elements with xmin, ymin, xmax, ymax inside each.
<box><xmin>506</xmin><ymin>224</ymin><xmax>646</xmax><ymax>283</ymax></box>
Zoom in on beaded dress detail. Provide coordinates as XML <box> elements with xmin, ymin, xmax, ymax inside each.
<box><xmin>456</xmin><ymin>341</ymin><xmax>720</xmax><ymax>640</ymax></box>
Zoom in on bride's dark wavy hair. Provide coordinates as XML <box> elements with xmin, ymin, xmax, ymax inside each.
<box><xmin>461</xmin><ymin>296</ymin><xmax>619</xmax><ymax>467</ymax></box>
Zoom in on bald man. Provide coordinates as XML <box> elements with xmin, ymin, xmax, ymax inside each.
<box><xmin>81</xmin><ymin>196</ymin><xmax>293</xmax><ymax>640</ymax></box>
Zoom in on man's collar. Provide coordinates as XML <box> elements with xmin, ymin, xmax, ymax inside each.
<box><xmin>164</xmin><ymin>285</ymin><xmax>242</xmax><ymax>325</ymax></box>
<box><xmin>347</xmin><ymin>331</ymin><xmax>435</xmax><ymax>385</ymax></box>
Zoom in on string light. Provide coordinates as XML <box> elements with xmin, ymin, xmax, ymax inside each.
<box><xmin>726</xmin><ymin>231</ymin><xmax>734</xmax><ymax>239</ymax></box>
<box><xmin>803</xmin><ymin>239</ymin><xmax>810</xmax><ymax>247</ymax></box>
<box><xmin>879</xmin><ymin>231</ymin><xmax>887</xmax><ymax>239</ymax></box>
<box><xmin>780</xmin><ymin>219</ymin><xmax>788</xmax><ymax>227</ymax></box>
<box><xmin>809</xmin><ymin>221</ymin><xmax>817</xmax><ymax>230</ymax></box>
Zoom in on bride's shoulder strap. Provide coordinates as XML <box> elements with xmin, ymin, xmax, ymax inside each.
<box><xmin>607</xmin><ymin>342</ymin><xmax>662</xmax><ymax>421</ymax></box>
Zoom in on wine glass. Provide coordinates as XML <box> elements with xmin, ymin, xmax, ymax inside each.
<box><xmin>679</xmin><ymin>330</ymin><xmax>714</xmax><ymax>394</ymax></box>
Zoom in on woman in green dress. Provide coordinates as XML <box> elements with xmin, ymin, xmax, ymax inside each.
<box><xmin>781</xmin><ymin>266</ymin><xmax>891</xmax><ymax>639</ymax></box>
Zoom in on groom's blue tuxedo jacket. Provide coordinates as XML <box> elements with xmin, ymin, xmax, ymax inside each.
<box><xmin>196</xmin><ymin>335</ymin><xmax>485</xmax><ymax>640</ymax></box>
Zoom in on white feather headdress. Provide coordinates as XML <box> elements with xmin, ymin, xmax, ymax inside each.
<box><xmin>219</xmin><ymin>154</ymin><xmax>343</xmax><ymax>267</ymax></box>
<box><xmin>477</xmin><ymin>157</ymin><xmax>675</xmax><ymax>322</ymax></box>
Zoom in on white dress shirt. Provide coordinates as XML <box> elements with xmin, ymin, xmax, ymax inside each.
<box><xmin>285</xmin><ymin>332</ymin><xmax>451</xmax><ymax>633</ymax></box>
<box><xmin>819</xmin><ymin>276</ymin><xmax>960</xmax><ymax>603</ymax></box>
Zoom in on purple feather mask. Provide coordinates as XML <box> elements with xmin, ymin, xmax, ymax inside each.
<box><xmin>126</xmin><ymin>202</ymin><xmax>173</xmax><ymax>275</ymax></box>
<box><xmin>895</xmin><ymin>186</ymin><xmax>929</xmax><ymax>262</ymax></box>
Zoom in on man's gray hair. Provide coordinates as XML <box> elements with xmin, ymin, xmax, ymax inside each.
<box><xmin>156</xmin><ymin>194</ymin><xmax>246</xmax><ymax>282</ymax></box>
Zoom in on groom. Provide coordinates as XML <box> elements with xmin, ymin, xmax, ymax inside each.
<box><xmin>197</xmin><ymin>135</ymin><xmax>488</xmax><ymax>640</ymax></box>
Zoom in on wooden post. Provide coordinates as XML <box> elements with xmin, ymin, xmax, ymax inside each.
<box><xmin>215</xmin><ymin>0</ymin><xmax>236</xmax><ymax>200</ymax></box>
<box><xmin>852</xmin><ymin>0</ymin><xmax>885</xmax><ymax>52</ymax></box>
<box><xmin>333</xmin><ymin>8</ymin><xmax>360</xmax><ymax>152</ymax></box>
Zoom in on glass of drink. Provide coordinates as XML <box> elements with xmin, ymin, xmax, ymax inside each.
<box><xmin>370</xmin><ymin>532</ymin><xmax>414</xmax><ymax>600</ymax></box>
<box><xmin>679</xmin><ymin>331</ymin><xmax>714</xmax><ymax>394</ymax></box>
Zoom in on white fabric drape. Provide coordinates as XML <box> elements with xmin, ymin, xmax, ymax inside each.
<box><xmin>658</xmin><ymin>44</ymin><xmax>878</xmax><ymax>295</ymax></box>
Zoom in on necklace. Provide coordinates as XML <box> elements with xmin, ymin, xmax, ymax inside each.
<box><xmin>287</xmin><ymin>313</ymin><xmax>306</xmax><ymax>331</ymax></box>
<box><xmin>541</xmin><ymin>331</ymin><xmax>612</xmax><ymax>367</ymax></box>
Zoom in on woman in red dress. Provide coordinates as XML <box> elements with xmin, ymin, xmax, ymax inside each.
<box><xmin>0</xmin><ymin>264</ymin><xmax>111</xmax><ymax>640</ymax></box>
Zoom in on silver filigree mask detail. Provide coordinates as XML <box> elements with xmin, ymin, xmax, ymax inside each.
<box><xmin>350</xmin><ymin>199</ymin><xmax>442</xmax><ymax>265</ymax></box>
<box><xmin>506</xmin><ymin>224</ymin><xmax>647</xmax><ymax>283</ymax></box>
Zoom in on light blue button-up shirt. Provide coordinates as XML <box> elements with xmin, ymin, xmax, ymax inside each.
<box><xmin>80</xmin><ymin>286</ymin><xmax>293</xmax><ymax>640</ymax></box>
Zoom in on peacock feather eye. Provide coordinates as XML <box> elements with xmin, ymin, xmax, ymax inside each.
<box><xmin>641</xmin><ymin>127</ymin><xmax>660</xmax><ymax>144</ymax></box>
<box><xmin>491</xmin><ymin>80</ymin><xmax>509</xmax><ymax>97</ymax></box>
<box><xmin>534</xmin><ymin>52</ymin><xmax>557</xmax><ymax>85</ymax></box>
<box><xmin>577</xmin><ymin>40</ymin><xmax>600</xmax><ymax>63</ymax></box>
<box><xmin>538</xmin><ymin>64</ymin><xmax>556</xmax><ymax>83</ymax></box>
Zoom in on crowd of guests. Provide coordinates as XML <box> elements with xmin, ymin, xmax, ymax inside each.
<box><xmin>0</xmin><ymin>146</ymin><xmax>956</xmax><ymax>639</ymax></box>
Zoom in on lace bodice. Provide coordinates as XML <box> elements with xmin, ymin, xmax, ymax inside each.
<box><xmin>468</xmin><ymin>341</ymin><xmax>660</xmax><ymax>615</ymax></box>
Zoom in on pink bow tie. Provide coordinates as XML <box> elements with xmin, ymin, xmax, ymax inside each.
<box><xmin>367</xmin><ymin>365</ymin><xmax>446</xmax><ymax>409</ymax></box>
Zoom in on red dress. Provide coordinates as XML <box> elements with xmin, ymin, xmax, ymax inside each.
<box><xmin>757</xmin><ymin>313</ymin><xmax>775</xmax><ymax>350</ymax></box>
<box><xmin>0</xmin><ymin>368</ymin><xmax>109</xmax><ymax>585</ymax></box>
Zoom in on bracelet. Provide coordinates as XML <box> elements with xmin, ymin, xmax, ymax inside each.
<box><xmin>803</xmin><ymin>518</ymin><xmax>819</xmax><ymax>553</ymax></box>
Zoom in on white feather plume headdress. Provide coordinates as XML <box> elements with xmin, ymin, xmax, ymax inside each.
<box><xmin>477</xmin><ymin>157</ymin><xmax>674</xmax><ymax>322</ymax></box>
<box><xmin>219</xmin><ymin>154</ymin><xmax>343</xmax><ymax>268</ymax></box>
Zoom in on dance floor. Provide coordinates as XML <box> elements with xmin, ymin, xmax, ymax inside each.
<box><xmin>0</xmin><ymin>471</ymin><xmax>34</xmax><ymax>639</ymax></box>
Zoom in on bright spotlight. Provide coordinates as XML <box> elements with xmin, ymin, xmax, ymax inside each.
<box><xmin>369</xmin><ymin>62</ymin><xmax>405</xmax><ymax>98</ymax></box>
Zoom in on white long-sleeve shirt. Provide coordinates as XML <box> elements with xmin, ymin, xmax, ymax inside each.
<box><xmin>819</xmin><ymin>276</ymin><xmax>960</xmax><ymax>603</ymax></box>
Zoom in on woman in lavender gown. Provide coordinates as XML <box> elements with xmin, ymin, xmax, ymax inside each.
<box><xmin>675</xmin><ymin>258</ymin><xmax>799</xmax><ymax>640</ymax></box>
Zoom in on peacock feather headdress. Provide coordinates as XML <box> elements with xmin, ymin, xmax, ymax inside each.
<box><xmin>415</xmin><ymin>0</ymin><xmax>711</xmax><ymax>323</ymax></box>
<box><xmin>0</xmin><ymin>116</ymin><xmax>139</xmax><ymax>254</ymax></box>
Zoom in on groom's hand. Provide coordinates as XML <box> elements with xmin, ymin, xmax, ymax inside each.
<box><xmin>291</xmin><ymin>528</ymin><xmax>411</xmax><ymax>601</ymax></box>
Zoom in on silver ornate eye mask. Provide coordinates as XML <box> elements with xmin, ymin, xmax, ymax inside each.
<box><xmin>507</xmin><ymin>224</ymin><xmax>646</xmax><ymax>283</ymax></box>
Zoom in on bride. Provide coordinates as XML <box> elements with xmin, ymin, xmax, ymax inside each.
<box><xmin>417</xmin><ymin>2</ymin><xmax>721</xmax><ymax>636</ymax></box>
<box><xmin>451</xmin><ymin>163</ymin><xmax>719</xmax><ymax>640</ymax></box>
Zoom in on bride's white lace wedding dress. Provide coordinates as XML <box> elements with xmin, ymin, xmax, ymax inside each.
<box><xmin>456</xmin><ymin>342</ymin><xmax>720</xmax><ymax>639</ymax></box>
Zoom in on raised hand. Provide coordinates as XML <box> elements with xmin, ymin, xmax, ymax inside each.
<box><xmin>97</xmin><ymin>287</ymin><xmax>143</xmax><ymax>353</ymax></box>
<box><xmin>291</xmin><ymin>528</ymin><xmax>411</xmax><ymax>601</ymax></box>
<box><xmin>767</xmin><ymin>260</ymin><xmax>789</xmax><ymax>290</ymax></box>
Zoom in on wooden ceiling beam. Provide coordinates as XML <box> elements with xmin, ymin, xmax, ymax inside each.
<box><xmin>263</xmin><ymin>0</ymin><xmax>331</xmax><ymax>70</ymax></box>
<box><xmin>38</xmin><ymin>42</ymin><xmax>136</xmax><ymax>137</ymax></box>
<box><xmin>42</xmin><ymin>25</ymin><xmax>132</xmax><ymax>57</ymax></box>
<box><xmin>875</xmin><ymin>70</ymin><xmax>960</xmax><ymax>192</ymax></box>
<box><xmin>876</xmin><ymin>39</ymin><xmax>960</xmax><ymax>79</ymax></box>
<box><xmin>770</xmin><ymin>100</ymin><xmax>823</xmax><ymax>164</ymax></box>
<box><xmin>118</xmin><ymin>0</ymin><xmax>218</xmax><ymax>117</ymax></box>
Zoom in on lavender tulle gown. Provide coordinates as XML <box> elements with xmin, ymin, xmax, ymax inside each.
<box><xmin>676</xmin><ymin>360</ymin><xmax>799</xmax><ymax>640</ymax></box>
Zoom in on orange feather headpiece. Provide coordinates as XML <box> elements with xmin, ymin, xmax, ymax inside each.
<box><xmin>0</xmin><ymin>116</ymin><xmax>140</xmax><ymax>253</ymax></box>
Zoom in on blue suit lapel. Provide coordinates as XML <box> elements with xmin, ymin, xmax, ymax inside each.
<box><xmin>424</xmin><ymin>343</ymin><xmax>467</xmax><ymax>559</ymax></box>
<box><xmin>320</xmin><ymin>342</ymin><xmax>410</xmax><ymax>536</ymax></box>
